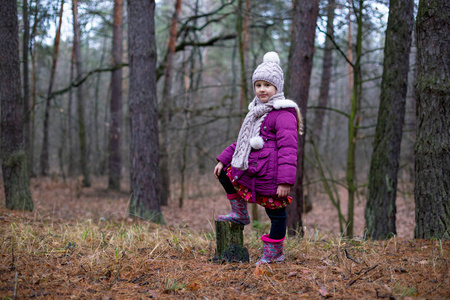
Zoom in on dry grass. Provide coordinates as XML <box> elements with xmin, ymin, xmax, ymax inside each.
<box><xmin>0</xmin><ymin>176</ymin><xmax>449</xmax><ymax>299</ymax></box>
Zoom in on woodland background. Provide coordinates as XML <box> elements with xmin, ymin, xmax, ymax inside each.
<box><xmin>0</xmin><ymin>0</ymin><xmax>449</xmax><ymax>298</ymax></box>
<box><xmin>22</xmin><ymin>0</ymin><xmax>417</xmax><ymax>194</ymax></box>
<box><xmin>1</xmin><ymin>0</ymin><xmax>449</xmax><ymax>239</ymax></box>
<box><xmin>3</xmin><ymin>0</ymin><xmax>418</xmax><ymax>218</ymax></box>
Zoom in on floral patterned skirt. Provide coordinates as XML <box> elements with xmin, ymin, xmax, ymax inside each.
<box><xmin>226</xmin><ymin>167</ymin><xmax>292</xmax><ymax>209</ymax></box>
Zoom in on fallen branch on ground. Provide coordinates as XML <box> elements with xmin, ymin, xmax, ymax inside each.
<box><xmin>348</xmin><ymin>264</ymin><xmax>378</xmax><ymax>287</ymax></box>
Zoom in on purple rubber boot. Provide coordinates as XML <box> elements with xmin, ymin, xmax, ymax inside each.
<box><xmin>256</xmin><ymin>234</ymin><xmax>285</xmax><ymax>265</ymax></box>
<box><xmin>217</xmin><ymin>194</ymin><xmax>250</xmax><ymax>225</ymax></box>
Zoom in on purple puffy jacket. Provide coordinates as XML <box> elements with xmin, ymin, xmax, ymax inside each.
<box><xmin>217</xmin><ymin>100</ymin><xmax>299</xmax><ymax>196</ymax></box>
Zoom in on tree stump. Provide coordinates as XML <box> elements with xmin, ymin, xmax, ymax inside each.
<box><xmin>214</xmin><ymin>221</ymin><xmax>249</xmax><ymax>263</ymax></box>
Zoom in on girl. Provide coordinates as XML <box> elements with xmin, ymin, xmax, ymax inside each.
<box><xmin>214</xmin><ymin>52</ymin><xmax>303</xmax><ymax>265</ymax></box>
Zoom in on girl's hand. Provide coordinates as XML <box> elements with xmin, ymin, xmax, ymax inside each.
<box><xmin>277</xmin><ymin>184</ymin><xmax>290</xmax><ymax>197</ymax></box>
<box><xmin>214</xmin><ymin>161</ymin><xmax>224</xmax><ymax>179</ymax></box>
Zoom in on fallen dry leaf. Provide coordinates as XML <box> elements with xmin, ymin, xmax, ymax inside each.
<box><xmin>287</xmin><ymin>271</ymin><xmax>298</xmax><ymax>278</ymax></box>
<box><xmin>254</xmin><ymin>264</ymin><xmax>274</xmax><ymax>277</ymax></box>
<box><xmin>186</xmin><ymin>282</ymin><xmax>202</xmax><ymax>291</ymax></box>
<box><xmin>254</xmin><ymin>264</ymin><xmax>265</xmax><ymax>277</ymax></box>
<box><xmin>319</xmin><ymin>284</ymin><xmax>329</xmax><ymax>297</ymax></box>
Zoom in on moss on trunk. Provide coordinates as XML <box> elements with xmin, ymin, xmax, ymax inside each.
<box><xmin>215</xmin><ymin>221</ymin><xmax>248</xmax><ymax>262</ymax></box>
<box><xmin>2</xmin><ymin>151</ymin><xmax>33</xmax><ymax>211</ymax></box>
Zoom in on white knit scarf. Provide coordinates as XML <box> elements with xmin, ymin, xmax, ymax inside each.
<box><xmin>231</xmin><ymin>92</ymin><xmax>285</xmax><ymax>170</ymax></box>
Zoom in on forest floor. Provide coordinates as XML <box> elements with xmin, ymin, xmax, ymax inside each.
<box><xmin>0</xmin><ymin>176</ymin><xmax>448</xmax><ymax>299</ymax></box>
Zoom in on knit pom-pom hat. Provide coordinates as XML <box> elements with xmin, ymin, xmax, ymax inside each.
<box><xmin>252</xmin><ymin>52</ymin><xmax>284</xmax><ymax>93</ymax></box>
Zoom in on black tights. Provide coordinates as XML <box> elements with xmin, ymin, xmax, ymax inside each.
<box><xmin>265</xmin><ymin>207</ymin><xmax>287</xmax><ymax>240</ymax></box>
<box><xmin>218</xmin><ymin>169</ymin><xmax>287</xmax><ymax>240</ymax></box>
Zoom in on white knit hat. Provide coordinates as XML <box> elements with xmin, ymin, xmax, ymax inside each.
<box><xmin>252</xmin><ymin>52</ymin><xmax>284</xmax><ymax>93</ymax></box>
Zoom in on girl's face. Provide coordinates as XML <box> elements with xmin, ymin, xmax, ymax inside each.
<box><xmin>254</xmin><ymin>80</ymin><xmax>277</xmax><ymax>103</ymax></box>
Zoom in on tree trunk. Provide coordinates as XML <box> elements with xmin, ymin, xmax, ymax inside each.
<box><xmin>179</xmin><ymin>1</ymin><xmax>202</xmax><ymax>208</ymax></box>
<box><xmin>102</xmin><ymin>83</ymin><xmax>112</xmax><ymax>175</ymax></box>
<box><xmin>345</xmin><ymin>0</ymin><xmax>363</xmax><ymax>237</ymax></box>
<box><xmin>0</xmin><ymin>0</ymin><xmax>33</xmax><ymax>211</ymax></box>
<box><xmin>237</xmin><ymin>0</ymin><xmax>249</xmax><ymax>113</ymax></box>
<box><xmin>243</xmin><ymin>0</ymin><xmax>250</xmax><ymax>83</ymax></box>
<box><xmin>159</xmin><ymin>0</ymin><xmax>182</xmax><ymax>205</ymax></box>
<box><xmin>347</xmin><ymin>0</ymin><xmax>353</xmax><ymax>92</ymax></box>
<box><xmin>414</xmin><ymin>0</ymin><xmax>450</xmax><ymax>240</ymax></box>
<box><xmin>237</xmin><ymin>0</ymin><xmax>258</xmax><ymax>221</ymax></box>
<box><xmin>108</xmin><ymin>0</ymin><xmax>123</xmax><ymax>190</ymax></box>
<box><xmin>95</xmin><ymin>37</ymin><xmax>107</xmax><ymax>175</ymax></box>
<box><xmin>73</xmin><ymin>0</ymin><xmax>91</xmax><ymax>187</ymax></box>
<box><xmin>178</xmin><ymin>59</ymin><xmax>190</xmax><ymax>208</ymax></box>
<box><xmin>286</xmin><ymin>0</ymin><xmax>319</xmax><ymax>236</ymax></box>
<box><xmin>68</xmin><ymin>44</ymin><xmax>75</xmax><ymax>177</ymax></box>
<box><xmin>365</xmin><ymin>0</ymin><xmax>414</xmax><ymax>240</ymax></box>
<box><xmin>58</xmin><ymin>102</ymin><xmax>67</xmax><ymax>182</ymax></box>
<box><xmin>314</xmin><ymin>0</ymin><xmax>335</xmax><ymax>138</ymax></box>
<box><xmin>22</xmin><ymin>0</ymin><xmax>31</xmax><ymax>177</ymax></box>
<box><xmin>40</xmin><ymin>0</ymin><xmax>65</xmax><ymax>176</ymax></box>
<box><xmin>127</xmin><ymin>0</ymin><xmax>164</xmax><ymax>224</ymax></box>
<box><xmin>29</xmin><ymin>0</ymin><xmax>40</xmax><ymax>177</ymax></box>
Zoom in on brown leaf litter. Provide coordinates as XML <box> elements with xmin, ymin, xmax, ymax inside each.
<box><xmin>0</xmin><ymin>176</ymin><xmax>448</xmax><ymax>299</ymax></box>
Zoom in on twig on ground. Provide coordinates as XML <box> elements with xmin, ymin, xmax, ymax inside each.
<box><xmin>348</xmin><ymin>264</ymin><xmax>378</xmax><ymax>287</ymax></box>
<box><xmin>344</xmin><ymin>249</ymin><xmax>360</xmax><ymax>264</ymax></box>
<box><xmin>80</xmin><ymin>264</ymin><xmax>88</xmax><ymax>273</ymax></box>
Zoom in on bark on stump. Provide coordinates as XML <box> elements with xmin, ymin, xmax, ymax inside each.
<box><xmin>214</xmin><ymin>221</ymin><xmax>249</xmax><ymax>263</ymax></box>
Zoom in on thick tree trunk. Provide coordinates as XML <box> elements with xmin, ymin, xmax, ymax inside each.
<box><xmin>365</xmin><ymin>0</ymin><xmax>414</xmax><ymax>240</ymax></box>
<box><xmin>73</xmin><ymin>0</ymin><xmax>91</xmax><ymax>187</ymax></box>
<box><xmin>0</xmin><ymin>0</ymin><xmax>33</xmax><ymax>211</ymax></box>
<box><xmin>41</xmin><ymin>0</ymin><xmax>65</xmax><ymax>176</ymax></box>
<box><xmin>108</xmin><ymin>0</ymin><xmax>123</xmax><ymax>190</ymax></box>
<box><xmin>159</xmin><ymin>0</ymin><xmax>182</xmax><ymax>205</ymax></box>
<box><xmin>286</xmin><ymin>0</ymin><xmax>319</xmax><ymax>236</ymax></box>
<box><xmin>127</xmin><ymin>0</ymin><xmax>164</xmax><ymax>224</ymax></box>
<box><xmin>414</xmin><ymin>0</ymin><xmax>450</xmax><ymax>240</ymax></box>
<box><xmin>314</xmin><ymin>0</ymin><xmax>335</xmax><ymax>138</ymax></box>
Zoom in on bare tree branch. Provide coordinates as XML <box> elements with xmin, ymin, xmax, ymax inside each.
<box><xmin>48</xmin><ymin>63</ymin><xmax>128</xmax><ymax>100</ymax></box>
<box><xmin>317</xmin><ymin>24</ymin><xmax>354</xmax><ymax>68</ymax></box>
<box><xmin>156</xmin><ymin>34</ymin><xmax>237</xmax><ymax>81</ymax></box>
